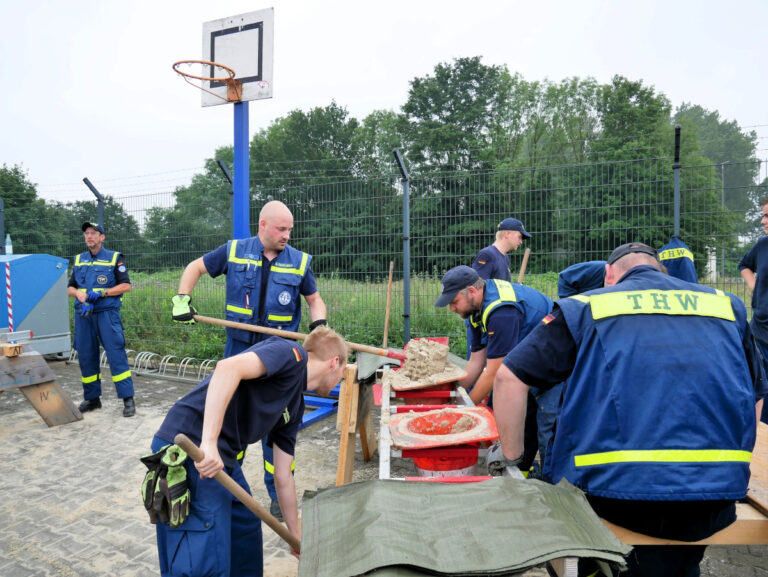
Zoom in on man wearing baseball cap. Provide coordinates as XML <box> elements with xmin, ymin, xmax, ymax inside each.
<box><xmin>67</xmin><ymin>221</ymin><xmax>135</xmax><ymax>417</ymax></box>
<box><xmin>492</xmin><ymin>241</ymin><xmax>766</xmax><ymax>576</ymax></box>
<box><xmin>471</xmin><ymin>218</ymin><xmax>531</xmax><ymax>281</ymax></box>
<box><xmin>435</xmin><ymin>264</ymin><xmax>561</xmax><ymax>474</ymax></box>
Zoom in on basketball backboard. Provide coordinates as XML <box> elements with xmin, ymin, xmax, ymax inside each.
<box><xmin>201</xmin><ymin>8</ymin><xmax>274</xmax><ymax>107</ymax></box>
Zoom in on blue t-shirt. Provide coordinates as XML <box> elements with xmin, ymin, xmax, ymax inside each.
<box><xmin>469</xmin><ymin>305</ymin><xmax>522</xmax><ymax>358</ymax></box>
<box><xmin>739</xmin><ymin>236</ymin><xmax>768</xmax><ymax>343</ymax></box>
<box><xmin>202</xmin><ymin>243</ymin><xmax>318</xmax><ymax>296</ymax></box>
<box><xmin>155</xmin><ymin>337</ymin><xmax>306</xmax><ymax>468</ymax></box>
<box><xmin>472</xmin><ymin>245</ymin><xmax>511</xmax><ymax>282</ymax></box>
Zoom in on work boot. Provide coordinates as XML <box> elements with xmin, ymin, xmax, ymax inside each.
<box><xmin>78</xmin><ymin>397</ymin><xmax>102</xmax><ymax>412</ymax></box>
<box><xmin>123</xmin><ymin>396</ymin><xmax>136</xmax><ymax>417</ymax></box>
<box><xmin>270</xmin><ymin>499</ymin><xmax>283</xmax><ymax>522</ymax></box>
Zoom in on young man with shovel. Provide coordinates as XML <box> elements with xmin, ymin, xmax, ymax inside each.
<box><xmin>142</xmin><ymin>326</ymin><xmax>347</xmax><ymax>577</ymax></box>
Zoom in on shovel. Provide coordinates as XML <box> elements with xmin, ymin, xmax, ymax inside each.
<box><xmin>174</xmin><ymin>433</ymin><xmax>301</xmax><ymax>553</ymax></box>
<box><xmin>193</xmin><ymin>314</ymin><xmax>407</xmax><ymax>362</ymax></box>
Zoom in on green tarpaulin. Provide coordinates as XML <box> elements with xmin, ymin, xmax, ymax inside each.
<box><xmin>299</xmin><ymin>478</ymin><xmax>630</xmax><ymax>577</ymax></box>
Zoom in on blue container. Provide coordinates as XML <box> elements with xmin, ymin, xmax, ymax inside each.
<box><xmin>0</xmin><ymin>254</ymin><xmax>70</xmax><ymax>355</ymax></box>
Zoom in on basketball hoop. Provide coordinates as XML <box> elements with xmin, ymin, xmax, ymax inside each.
<box><xmin>172</xmin><ymin>60</ymin><xmax>243</xmax><ymax>103</ymax></box>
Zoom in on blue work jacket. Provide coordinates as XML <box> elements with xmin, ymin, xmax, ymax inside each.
<box><xmin>224</xmin><ymin>237</ymin><xmax>311</xmax><ymax>345</ymax></box>
<box><xmin>659</xmin><ymin>236</ymin><xmax>698</xmax><ymax>283</ymax></box>
<box><xmin>72</xmin><ymin>247</ymin><xmax>123</xmax><ymax>312</ymax></box>
<box><xmin>553</xmin><ymin>266</ymin><xmax>755</xmax><ymax>501</ymax></box>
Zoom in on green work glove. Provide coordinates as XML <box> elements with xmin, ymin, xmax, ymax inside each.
<box><xmin>155</xmin><ymin>445</ymin><xmax>191</xmax><ymax>528</ymax></box>
<box><xmin>139</xmin><ymin>444</ymin><xmax>170</xmax><ymax>524</ymax></box>
<box><xmin>172</xmin><ymin>294</ymin><xmax>196</xmax><ymax>324</ymax></box>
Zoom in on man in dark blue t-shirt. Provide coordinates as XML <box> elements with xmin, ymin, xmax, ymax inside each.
<box><xmin>739</xmin><ymin>196</ymin><xmax>768</xmax><ymax>422</ymax></box>
<box><xmin>471</xmin><ymin>217</ymin><xmax>531</xmax><ymax>281</ymax></box>
<box><xmin>436</xmin><ymin>265</ymin><xmax>561</xmax><ymax>473</ymax></box>
<box><xmin>150</xmin><ymin>327</ymin><xmax>347</xmax><ymax>577</ymax></box>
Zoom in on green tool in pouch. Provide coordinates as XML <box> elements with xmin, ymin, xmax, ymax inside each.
<box><xmin>140</xmin><ymin>444</ymin><xmax>191</xmax><ymax>528</ymax></box>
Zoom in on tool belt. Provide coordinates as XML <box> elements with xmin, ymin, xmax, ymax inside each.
<box><xmin>140</xmin><ymin>444</ymin><xmax>191</xmax><ymax>528</ymax></box>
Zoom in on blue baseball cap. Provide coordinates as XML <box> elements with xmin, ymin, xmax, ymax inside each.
<box><xmin>498</xmin><ymin>218</ymin><xmax>531</xmax><ymax>238</ymax></box>
<box><xmin>81</xmin><ymin>221</ymin><xmax>105</xmax><ymax>234</ymax></box>
<box><xmin>435</xmin><ymin>265</ymin><xmax>480</xmax><ymax>307</ymax></box>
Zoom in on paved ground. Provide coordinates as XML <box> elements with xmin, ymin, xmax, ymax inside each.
<box><xmin>0</xmin><ymin>357</ymin><xmax>766</xmax><ymax>576</ymax></box>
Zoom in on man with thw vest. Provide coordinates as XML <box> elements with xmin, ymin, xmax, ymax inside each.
<box><xmin>171</xmin><ymin>200</ymin><xmax>327</xmax><ymax>522</ymax></box>
<box><xmin>68</xmin><ymin>221</ymin><xmax>135</xmax><ymax>417</ymax></box>
<box><xmin>435</xmin><ymin>265</ymin><xmax>563</xmax><ymax>474</ymax></box>
<box><xmin>491</xmin><ymin>242</ymin><xmax>766</xmax><ymax>577</ymax></box>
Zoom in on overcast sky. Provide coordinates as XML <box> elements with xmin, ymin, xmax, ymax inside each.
<box><xmin>2</xmin><ymin>0</ymin><xmax>766</xmax><ymax>202</ymax></box>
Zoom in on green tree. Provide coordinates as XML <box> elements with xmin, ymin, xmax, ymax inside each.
<box><xmin>143</xmin><ymin>150</ymin><xmax>233</xmax><ymax>271</ymax></box>
<box><xmin>674</xmin><ymin>103</ymin><xmax>760</xmax><ymax>231</ymax></box>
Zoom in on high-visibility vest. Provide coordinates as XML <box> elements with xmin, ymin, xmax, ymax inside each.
<box><xmin>224</xmin><ymin>237</ymin><xmax>311</xmax><ymax>345</ymax></box>
<box><xmin>553</xmin><ymin>266</ymin><xmax>755</xmax><ymax>500</ymax></box>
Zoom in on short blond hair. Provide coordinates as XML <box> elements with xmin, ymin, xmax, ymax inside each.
<box><xmin>303</xmin><ymin>326</ymin><xmax>348</xmax><ymax>361</ymax></box>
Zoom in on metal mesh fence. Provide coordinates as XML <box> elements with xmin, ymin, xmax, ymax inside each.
<box><xmin>6</xmin><ymin>156</ymin><xmax>767</xmax><ymax>359</ymax></box>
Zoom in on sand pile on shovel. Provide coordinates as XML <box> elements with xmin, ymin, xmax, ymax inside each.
<box><xmin>382</xmin><ymin>339</ymin><xmax>465</xmax><ymax>390</ymax></box>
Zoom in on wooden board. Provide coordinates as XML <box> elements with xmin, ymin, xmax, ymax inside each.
<box><xmin>747</xmin><ymin>421</ymin><xmax>768</xmax><ymax>516</ymax></box>
<box><xmin>18</xmin><ymin>380</ymin><xmax>83</xmax><ymax>427</ymax></box>
<box><xmin>335</xmin><ymin>364</ymin><xmax>359</xmax><ymax>486</ymax></box>
<box><xmin>605</xmin><ymin>503</ymin><xmax>768</xmax><ymax>545</ymax></box>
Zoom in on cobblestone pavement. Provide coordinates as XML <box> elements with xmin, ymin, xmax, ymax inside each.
<box><xmin>0</xmin><ymin>359</ymin><xmax>765</xmax><ymax>576</ymax></box>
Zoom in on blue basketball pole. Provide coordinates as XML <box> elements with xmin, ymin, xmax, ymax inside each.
<box><xmin>233</xmin><ymin>101</ymin><xmax>250</xmax><ymax>239</ymax></box>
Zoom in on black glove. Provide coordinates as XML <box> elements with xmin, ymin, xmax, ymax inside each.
<box><xmin>172</xmin><ymin>294</ymin><xmax>197</xmax><ymax>324</ymax></box>
<box><xmin>486</xmin><ymin>443</ymin><xmax>524</xmax><ymax>477</ymax></box>
<box><xmin>308</xmin><ymin>319</ymin><xmax>328</xmax><ymax>331</ymax></box>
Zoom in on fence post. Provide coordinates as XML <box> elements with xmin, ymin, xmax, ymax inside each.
<box><xmin>216</xmin><ymin>159</ymin><xmax>235</xmax><ymax>236</ymax></box>
<box><xmin>673</xmin><ymin>125</ymin><xmax>681</xmax><ymax>237</ymax></box>
<box><xmin>0</xmin><ymin>197</ymin><xmax>4</xmax><ymax>254</ymax></box>
<box><xmin>82</xmin><ymin>178</ymin><xmax>104</xmax><ymax>228</ymax></box>
<box><xmin>393</xmin><ymin>148</ymin><xmax>411</xmax><ymax>345</ymax></box>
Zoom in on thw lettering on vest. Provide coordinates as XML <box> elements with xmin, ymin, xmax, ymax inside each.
<box><xmin>586</xmin><ymin>290</ymin><xmax>735</xmax><ymax>321</ymax></box>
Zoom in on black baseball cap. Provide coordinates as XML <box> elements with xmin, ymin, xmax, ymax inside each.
<box><xmin>435</xmin><ymin>265</ymin><xmax>480</xmax><ymax>307</ymax></box>
<box><xmin>81</xmin><ymin>221</ymin><xmax>105</xmax><ymax>234</ymax></box>
<box><xmin>498</xmin><ymin>218</ymin><xmax>531</xmax><ymax>239</ymax></box>
<box><xmin>606</xmin><ymin>242</ymin><xmax>659</xmax><ymax>266</ymax></box>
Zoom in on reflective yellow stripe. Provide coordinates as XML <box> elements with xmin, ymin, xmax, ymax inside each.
<box><xmin>659</xmin><ymin>247</ymin><xmax>694</xmax><ymax>263</ymax></box>
<box><xmin>580</xmin><ymin>290</ymin><xmax>735</xmax><ymax>321</ymax></box>
<box><xmin>237</xmin><ymin>448</ymin><xmax>247</xmax><ymax>461</ymax></box>
<box><xmin>481</xmin><ymin>281</ymin><xmax>518</xmax><ymax>329</ymax></box>
<box><xmin>73</xmin><ymin>253</ymin><xmax>118</xmax><ymax>267</ymax></box>
<box><xmin>226</xmin><ymin>240</ymin><xmax>308</xmax><ymax>275</ymax></box>
<box><xmin>570</xmin><ymin>295</ymin><xmax>590</xmax><ymax>303</ymax></box>
<box><xmin>112</xmin><ymin>370</ymin><xmax>132</xmax><ymax>382</ymax></box>
<box><xmin>264</xmin><ymin>459</ymin><xmax>296</xmax><ymax>474</ymax></box>
<box><xmin>227</xmin><ymin>239</ymin><xmax>262</xmax><ymax>266</ymax></box>
<box><xmin>77</xmin><ymin>287</ymin><xmax>109</xmax><ymax>294</ymax></box>
<box><xmin>267</xmin><ymin>314</ymin><xmax>293</xmax><ymax>322</ymax></box>
<box><xmin>574</xmin><ymin>449</ymin><xmax>751</xmax><ymax>467</ymax></box>
<box><xmin>226</xmin><ymin>304</ymin><xmax>253</xmax><ymax>317</ymax></box>
<box><xmin>81</xmin><ymin>373</ymin><xmax>101</xmax><ymax>384</ymax></box>
<box><xmin>271</xmin><ymin>252</ymin><xmax>309</xmax><ymax>276</ymax></box>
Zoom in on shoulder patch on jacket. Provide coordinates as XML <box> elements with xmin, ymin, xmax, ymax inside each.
<box><xmin>292</xmin><ymin>347</ymin><xmax>301</xmax><ymax>362</ymax></box>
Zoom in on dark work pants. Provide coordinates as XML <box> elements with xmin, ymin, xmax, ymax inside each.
<box><xmin>586</xmin><ymin>496</ymin><xmax>736</xmax><ymax>577</ymax></box>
